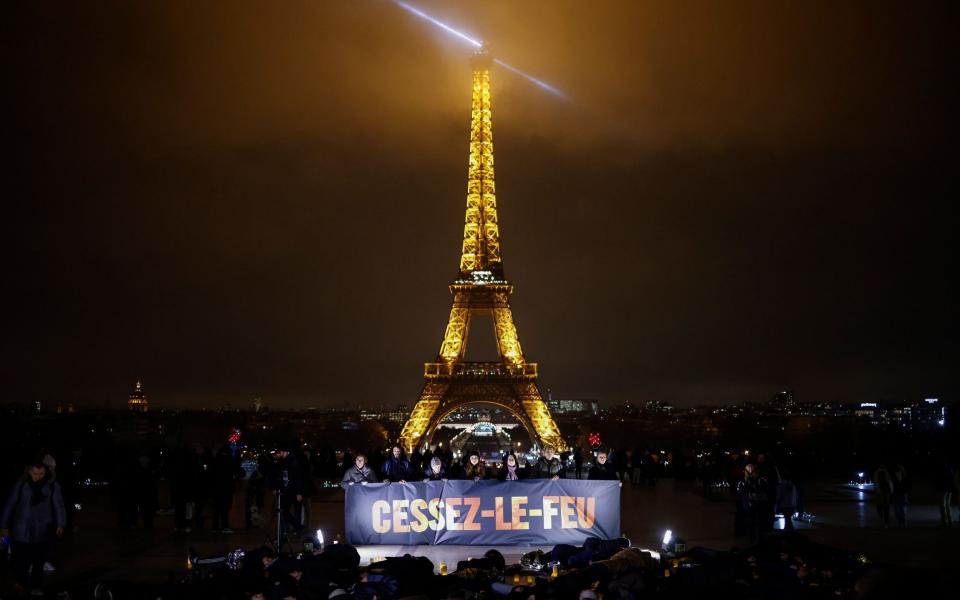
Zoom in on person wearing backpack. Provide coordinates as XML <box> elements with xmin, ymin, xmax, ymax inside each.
<box><xmin>1</xmin><ymin>458</ymin><xmax>66</xmax><ymax>595</ymax></box>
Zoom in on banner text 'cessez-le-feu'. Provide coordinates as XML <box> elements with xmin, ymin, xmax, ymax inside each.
<box><xmin>345</xmin><ymin>479</ymin><xmax>620</xmax><ymax>546</ymax></box>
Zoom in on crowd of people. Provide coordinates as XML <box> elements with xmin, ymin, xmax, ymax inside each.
<box><xmin>340</xmin><ymin>444</ymin><xmax>578</xmax><ymax>487</ymax></box>
<box><xmin>54</xmin><ymin>527</ymin><xmax>941</xmax><ymax>599</ymax></box>
<box><xmin>3</xmin><ymin>440</ymin><xmax>960</xmax><ymax>597</ymax></box>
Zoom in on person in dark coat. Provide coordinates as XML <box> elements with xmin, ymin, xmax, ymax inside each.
<box><xmin>133</xmin><ymin>453</ymin><xmax>159</xmax><ymax>529</ymax></box>
<box><xmin>245</xmin><ymin>460</ymin><xmax>266</xmax><ymax>529</ymax></box>
<box><xmin>936</xmin><ymin>460</ymin><xmax>955</xmax><ymax>528</ymax></box>
<box><xmin>498</xmin><ymin>454</ymin><xmax>523</xmax><ymax>481</ymax></box>
<box><xmin>735</xmin><ymin>464</ymin><xmax>767</xmax><ymax>543</ymax></box>
<box><xmin>212</xmin><ymin>445</ymin><xmax>243</xmax><ymax>533</ymax></box>
<box><xmin>192</xmin><ymin>446</ymin><xmax>213</xmax><ymax>530</ymax></box>
<box><xmin>422</xmin><ymin>456</ymin><xmax>447</xmax><ymax>481</ymax></box>
<box><xmin>380</xmin><ymin>445</ymin><xmax>412</xmax><ymax>483</ymax></box>
<box><xmin>1</xmin><ymin>460</ymin><xmax>66</xmax><ymax>594</ymax></box>
<box><xmin>891</xmin><ymin>463</ymin><xmax>911</xmax><ymax>527</ymax></box>
<box><xmin>588</xmin><ymin>450</ymin><xmax>620</xmax><ymax>484</ymax></box>
<box><xmin>531</xmin><ymin>445</ymin><xmax>564</xmax><ymax>479</ymax></box>
<box><xmin>341</xmin><ymin>454</ymin><xmax>379</xmax><ymax>487</ymax></box>
<box><xmin>170</xmin><ymin>445</ymin><xmax>198</xmax><ymax>532</ymax></box>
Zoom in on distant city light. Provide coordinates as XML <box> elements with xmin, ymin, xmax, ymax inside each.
<box><xmin>860</xmin><ymin>402</ymin><xmax>877</xmax><ymax>408</ymax></box>
<box><xmin>925</xmin><ymin>398</ymin><xmax>938</xmax><ymax>404</ymax></box>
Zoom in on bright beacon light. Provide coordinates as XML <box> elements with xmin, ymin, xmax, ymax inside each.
<box><xmin>394</xmin><ymin>1</ymin><xmax>567</xmax><ymax>99</ymax></box>
<box><xmin>493</xmin><ymin>58</ymin><xmax>566</xmax><ymax>97</ymax></box>
<box><xmin>662</xmin><ymin>529</ymin><xmax>672</xmax><ymax>546</ymax></box>
<box><xmin>396</xmin><ymin>1</ymin><xmax>481</xmax><ymax>47</ymax></box>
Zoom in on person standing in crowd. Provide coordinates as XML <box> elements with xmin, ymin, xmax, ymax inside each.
<box><xmin>936</xmin><ymin>460</ymin><xmax>955</xmax><ymax>528</ymax></box>
<box><xmin>611</xmin><ymin>449</ymin><xmax>627</xmax><ymax>483</ymax></box>
<box><xmin>193</xmin><ymin>446</ymin><xmax>213</xmax><ymax>531</ymax></box>
<box><xmin>873</xmin><ymin>463</ymin><xmax>894</xmax><ymax>528</ymax></box>
<box><xmin>297</xmin><ymin>448</ymin><xmax>318</xmax><ymax>533</ymax></box>
<box><xmin>423</xmin><ymin>457</ymin><xmax>447</xmax><ymax>481</ymax></box>
<box><xmin>891</xmin><ymin>463</ymin><xmax>910</xmax><ymax>527</ymax></box>
<box><xmin>499</xmin><ymin>454</ymin><xmax>522</xmax><ymax>481</ymax></box>
<box><xmin>735</xmin><ymin>464</ymin><xmax>767</xmax><ymax>543</ymax></box>
<box><xmin>531</xmin><ymin>445</ymin><xmax>564</xmax><ymax>479</ymax></box>
<box><xmin>267</xmin><ymin>446</ymin><xmax>304</xmax><ymax>539</ymax></box>
<box><xmin>1</xmin><ymin>460</ymin><xmax>66</xmax><ymax>596</ymax></box>
<box><xmin>342</xmin><ymin>454</ymin><xmax>378</xmax><ymax>487</ymax></box>
<box><xmin>133</xmin><ymin>453</ymin><xmax>159</xmax><ymax>530</ymax></box>
<box><xmin>573</xmin><ymin>447</ymin><xmax>584</xmax><ymax>480</ymax></box>
<box><xmin>245</xmin><ymin>460</ymin><xmax>266</xmax><ymax>529</ymax></box>
<box><xmin>775</xmin><ymin>467</ymin><xmax>798</xmax><ymax>531</ymax></box>
<box><xmin>463</xmin><ymin>451</ymin><xmax>486</xmax><ymax>481</ymax></box>
<box><xmin>112</xmin><ymin>452</ymin><xmax>138</xmax><ymax>529</ymax></box>
<box><xmin>212</xmin><ymin>445</ymin><xmax>243</xmax><ymax>534</ymax></box>
<box><xmin>955</xmin><ymin>464</ymin><xmax>960</xmax><ymax>525</ymax></box>
<box><xmin>381</xmin><ymin>445</ymin><xmax>412</xmax><ymax>483</ymax></box>
<box><xmin>754</xmin><ymin>453</ymin><xmax>777</xmax><ymax>536</ymax></box>
<box><xmin>588</xmin><ymin>450</ymin><xmax>620</xmax><ymax>485</ymax></box>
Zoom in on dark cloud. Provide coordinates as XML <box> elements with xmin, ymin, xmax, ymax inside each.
<box><xmin>3</xmin><ymin>1</ymin><xmax>956</xmax><ymax>408</ymax></box>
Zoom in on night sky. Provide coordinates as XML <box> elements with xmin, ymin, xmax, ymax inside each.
<box><xmin>4</xmin><ymin>1</ymin><xmax>956</xmax><ymax>409</ymax></box>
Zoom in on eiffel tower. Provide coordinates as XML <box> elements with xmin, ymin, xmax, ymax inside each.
<box><xmin>399</xmin><ymin>47</ymin><xmax>565</xmax><ymax>454</ymax></box>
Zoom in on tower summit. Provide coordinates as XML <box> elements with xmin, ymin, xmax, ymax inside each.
<box><xmin>399</xmin><ymin>49</ymin><xmax>565</xmax><ymax>454</ymax></box>
<box><xmin>458</xmin><ymin>45</ymin><xmax>502</xmax><ymax>279</ymax></box>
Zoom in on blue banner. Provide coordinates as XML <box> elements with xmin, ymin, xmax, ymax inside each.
<box><xmin>344</xmin><ymin>479</ymin><xmax>620</xmax><ymax>545</ymax></box>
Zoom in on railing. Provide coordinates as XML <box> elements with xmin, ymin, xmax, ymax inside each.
<box><xmin>424</xmin><ymin>361</ymin><xmax>538</xmax><ymax>379</ymax></box>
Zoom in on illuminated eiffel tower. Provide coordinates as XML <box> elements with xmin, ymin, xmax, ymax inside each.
<box><xmin>399</xmin><ymin>47</ymin><xmax>565</xmax><ymax>454</ymax></box>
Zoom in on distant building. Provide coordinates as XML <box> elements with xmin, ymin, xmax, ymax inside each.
<box><xmin>771</xmin><ymin>390</ymin><xmax>796</xmax><ymax>409</ymax></box>
<box><xmin>912</xmin><ymin>398</ymin><xmax>945</xmax><ymax>430</ymax></box>
<box><xmin>546</xmin><ymin>395</ymin><xmax>599</xmax><ymax>417</ymax></box>
<box><xmin>127</xmin><ymin>380</ymin><xmax>148</xmax><ymax>413</ymax></box>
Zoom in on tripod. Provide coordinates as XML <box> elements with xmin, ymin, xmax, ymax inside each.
<box><xmin>268</xmin><ymin>470</ymin><xmax>300</xmax><ymax>554</ymax></box>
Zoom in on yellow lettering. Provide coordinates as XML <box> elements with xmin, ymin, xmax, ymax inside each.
<box><xmin>462</xmin><ymin>497</ymin><xmax>481</xmax><ymax>531</ymax></box>
<box><xmin>576</xmin><ymin>496</ymin><xmax>596</xmax><ymax>528</ymax></box>
<box><xmin>542</xmin><ymin>496</ymin><xmax>559</xmax><ymax>529</ymax></box>
<box><xmin>560</xmin><ymin>496</ymin><xmax>577</xmax><ymax>529</ymax></box>
<box><xmin>409</xmin><ymin>498</ymin><xmax>429</xmax><ymax>533</ymax></box>
<box><xmin>428</xmin><ymin>497</ymin><xmax>445</xmax><ymax>530</ymax></box>
<box><xmin>392</xmin><ymin>499</ymin><xmax>410</xmax><ymax>533</ymax></box>
<box><xmin>372</xmin><ymin>500</ymin><xmax>390</xmax><ymax>534</ymax></box>
<box><xmin>495</xmin><ymin>496</ymin><xmax>512</xmax><ymax>530</ymax></box>
<box><xmin>511</xmin><ymin>496</ymin><xmax>529</xmax><ymax>530</ymax></box>
<box><xmin>445</xmin><ymin>497</ymin><xmax>462</xmax><ymax>531</ymax></box>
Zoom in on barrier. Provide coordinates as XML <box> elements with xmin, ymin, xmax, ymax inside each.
<box><xmin>344</xmin><ymin>479</ymin><xmax>620</xmax><ymax>545</ymax></box>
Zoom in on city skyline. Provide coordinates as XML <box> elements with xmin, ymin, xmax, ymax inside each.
<box><xmin>5</xmin><ymin>1</ymin><xmax>955</xmax><ymax>409</ymax></box>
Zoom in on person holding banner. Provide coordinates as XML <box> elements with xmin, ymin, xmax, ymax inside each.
<box><xmin>422</xmin><ymin>456</ymin><xmax>447</xmax><ymax>481</ymax></box>
<box><xmin>588</xmin><ymin>450</ymin><xmax>622</xmax><ymax>486</ymax></box>
<box><xmin>463</xmin><ymin>451</ymin><xmax>487</xmax><ymax>481</ymax></box>
<box><xmin>381</xmin><ymin>445</ymin><xmax>412</xmax><ymax>483</ymax></box>
<box><xmin>531</xmin><ymin>445</ymin><xmax>565</xmax><ymax>479</ymax></box>
<box><xmin>498</xmin><ymin>453</ymin><xmax>523</xmax><ymax>480</ymax></box>
<box><xmin>341</xmin><ymin>453</ymin><xmax>378</xmax><ymax>487</ymax></box>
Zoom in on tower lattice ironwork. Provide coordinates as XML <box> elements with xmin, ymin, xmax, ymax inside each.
<box><xmin>399</xmin><ymin>48</ymin><xmax>565</xmax><ymax>454</ymax></box>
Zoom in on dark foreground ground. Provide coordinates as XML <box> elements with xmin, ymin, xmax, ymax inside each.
<box><xmin>5</xmin><ymin>477</ymin><xmax>959</xmax><ymax>596</ymax></box>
